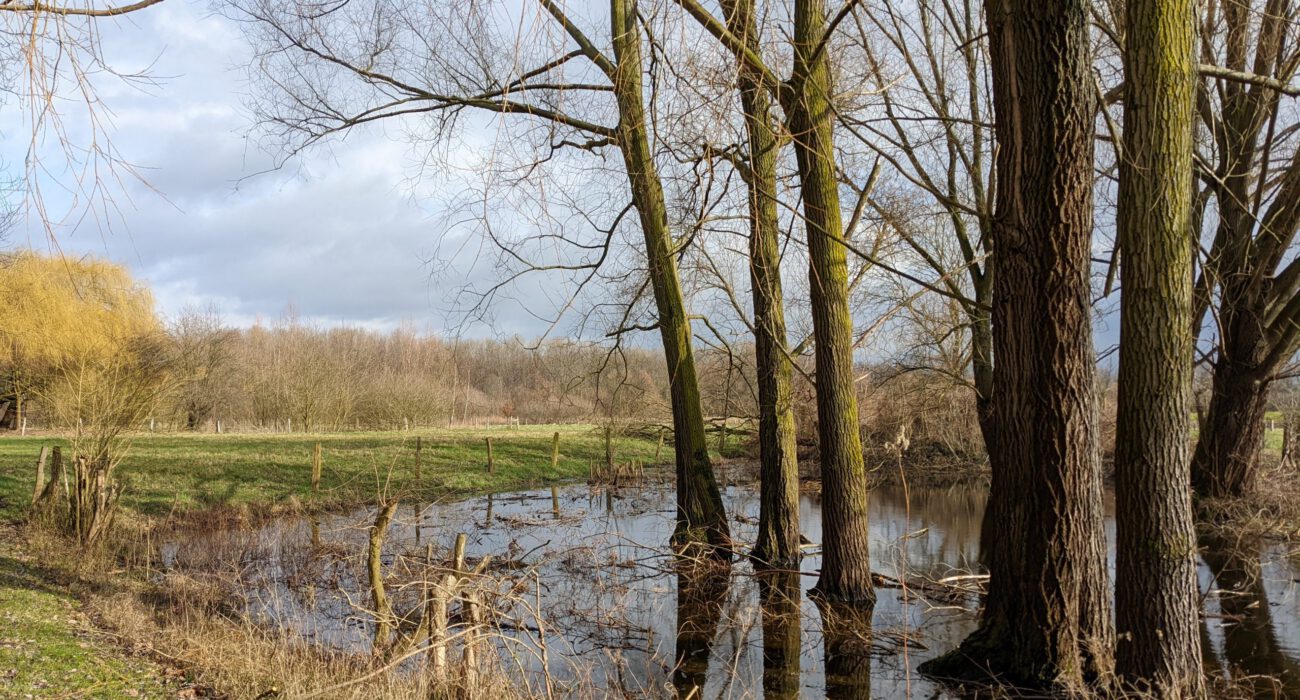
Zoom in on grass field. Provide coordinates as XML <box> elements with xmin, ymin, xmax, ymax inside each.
<box><xmin>0</xmin><ymin>425</ymin><xmax>671</xmax><ymax>522</ymax></box>
<box><xmin>0</xmin><ymin>544</ymin><xmax>182</xmax><ymax>699</ymax></box>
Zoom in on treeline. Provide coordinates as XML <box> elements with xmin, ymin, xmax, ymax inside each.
<box><xmin>166</xmin><ymin>310</ymin><xmax>675</xmax><ymax>432</ymax></box>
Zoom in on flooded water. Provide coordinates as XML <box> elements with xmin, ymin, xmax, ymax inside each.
<box><xmin>162</xmin><ymin>481</ymin><xmax>1300</xmax><ymax>698</ymax></box>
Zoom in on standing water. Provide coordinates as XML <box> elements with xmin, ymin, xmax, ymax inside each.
<box><xmin>163</xmin><ymin>482</ymin><xmax>1300</xmax><ymax>698</ymax></box>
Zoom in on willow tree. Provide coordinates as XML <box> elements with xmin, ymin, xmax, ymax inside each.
<box><xmin>1113</xmin><ymin>0</ymin><xmax>1203</xmax><ymax>692</ymax></box>
<box><xmin>0</xmin><ymin>251</ymin><xmax>171</xmax><ymax>543</ymax></box>
<box><xmin>236</xmin><ymin>0</ymin><xmax>729</xmax><ymax>555</ymax></box>
<box><xmin>679</xmin><ymin>0</ymin><xmax>873</xmax><ymax>602</ymax></box>
<box><xmin>920</xmin><ymin>0</ymin><xmax>1113</xmax><ymax>688</ymax></box>
<box><xmin>1185</xmin><ymin>0</ymin><xmax>1300</xmax><ymax>499</ymax></box>
<box><xmin>715</xmin><ymin>0</ymin><xmax>801</xmax><ymax>570</ymax></box>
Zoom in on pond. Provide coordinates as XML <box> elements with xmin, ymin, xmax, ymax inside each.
<box><xmin>162</xmin><ymin>480</ymin><xmax>1300</xmax><ymax>698</ymax></box>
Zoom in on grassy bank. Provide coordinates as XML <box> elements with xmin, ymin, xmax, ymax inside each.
<box><xmin>0</xmin><ymin>425</ymin><xmax>669</xmax><ymax>522</ymax></box>
<box><xmin>0</xmin><ymin>527</ymin><xmax>183</xmax><ymax>699</ymax></box>
<box><xmin>0</xmin><ymin>425</ymin><xmax>670</xmax><ymax>698</ymax></box>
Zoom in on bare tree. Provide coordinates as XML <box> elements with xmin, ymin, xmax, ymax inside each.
<box><xmin>677</xmin><ymin>0</ymin><xmax>876</xmax><ymax>603</ymax></box>
<box><xmin>1181</xmin><ymin>0</ymin><xmax>1300</xmax><ymax>499</ymax></box>
<box><xmin>233</xmin><ymin>0</ymin><xmax>730</xmax><ymax>554</ymax></box>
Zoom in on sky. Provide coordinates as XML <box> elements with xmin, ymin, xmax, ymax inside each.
<box><xmin>1</xmin><ymin>0</ymin><xmax>517</xmax><ymax>334</ymax></box>
<box><xmin>0</xmin><ymin>0</ymin><xmax>1125</xmax><ymax>359</ymax></box>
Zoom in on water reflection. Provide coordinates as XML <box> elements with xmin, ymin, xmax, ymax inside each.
<box><xmin>758</xmin><ymin>570</ymin><xmax>801</xmax><ymax>700</ymax></box>
<box><xmin>1201</xmin><ymin>533</ymin><xmax>1300</xmax><ymax>698</ymax></box>
<box><xmin>673</xmin><ymin>565</ymin><xmax>731</xmax><ymax>697</ymax></box>
<box><xmin>160</xmin><ymin>481</ymin><xmax>1300</xmax><ymax>698</ymax></box>
<box><xmin>819</xmin><ymin>599</ymin><xmax>873</xmax><ymax>700</ymax></box>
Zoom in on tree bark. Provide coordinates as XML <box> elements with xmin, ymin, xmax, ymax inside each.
<box><xmin>1192</xmin><ymin>356</ymin><xmax>1270</xmax><ymax>498</ymax></box>
<box><xmin>719</xmin><ymin>0</ymin><xmax>801</xmax><ymax>571</ymax></box>
<box><xmin>786</xmin><ymin>0</ymin><xmax>873</xmax><ymax>606</ymax></box>
<box><xmin>921</xmin><ymin>0</ymin><xmax>1114</xmax><ymax>689</ymax></box>
<box><xmin>1113</xmin><ymin>0</ymin><xmax>1204</xmax><ymax>692</ymax></box>
<box><xmin>609</xmin><ymin>0</ymin><xmax>730</xmax><ymax>558</ymax></box>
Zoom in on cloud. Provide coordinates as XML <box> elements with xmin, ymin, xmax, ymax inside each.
<box><xmin>0</xmin><ymin>0</ymin><xmax>553</xmax><ymax>337</ymax></box>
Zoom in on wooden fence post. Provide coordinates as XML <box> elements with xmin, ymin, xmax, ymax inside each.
<box><xmin>550</xmin><ymin>431</ymin><xmax>560</xmax><ymax>470</ymax></box>
<box><xmin>311</xmin><ymin>443</ymin><xmax>322</xmax><ymax>494</ymax></box>
<box><xmin>604</xmin><ymin>425</ymin><xmax>614</xmax><ymax>472</ymax></box>
<box><xmin>485</xmin><ymin>437</ymin><xmax>495</xmax><ymax>474</ymax></box>
<box><xmin>551</xmin><ymin>485</ymin><xmax>560</xmax><ymax>518</ymax></box>
<box><xmin>654</xmin><ymin>428</ymin><xmax>664</xmax><ymax>464</ymax></box>
<box><xmin>415</xmin><ymin>436</ymin><xmax>423</xmax><ymax>482</ymax></box>
<box><xmin>30</xmin><ymin>446</ymin><xmax>49</xmax><ymax>505</ymax></box>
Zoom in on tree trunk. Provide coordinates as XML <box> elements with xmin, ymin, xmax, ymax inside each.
<box><xmin>1192</xmin><ymin>356</ymin><xmax>1270</xmax><ymax>498</ymax></box>
<box><xmin>720</xmin><ymin>0</ymin><xmax>801</xmax><ymax>571</ymax></box>
<box><xmin>786</xmin><ymin>0</ymin><xmax>873</xmax><ymax>606</ymax></box>
<box><xmin>609</xmin><ymin>0</ymin><xmax>729</xmax><ymax>558</ymax></box>
<box><xmin>922</xmin><ymin>0</ymin><xmax>1113</xmax><ymax>689</ymax></box>
<box><xmin>1112</xmin><ymin>0</ymin><xmax>1203</xmax><ymax>691</ymax></box>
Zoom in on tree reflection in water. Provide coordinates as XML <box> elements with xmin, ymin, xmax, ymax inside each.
<box><xmin>758</xmin><ymin>569</ymin><xmax>802</xmax><ymax>700</ymax></box>
<box><xmin>673</xmin><ymin>563</ymin><xmax>731</xmax><ymax>698</ymax></box>
<box><xmin>818</xmin><ymin>597</ymin><xmax>873</xmax><ymax>700</ymax></box>
<box><xmin>1201</xmin><ymin>533</ymin><xmax>1300</xmax><ymax>698</ymax></box>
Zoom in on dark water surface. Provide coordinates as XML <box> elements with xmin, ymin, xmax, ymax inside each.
<box><xmin>164</xmin><ymin>482</ymin><xmax>1300</xmax><ymax>698</ymax></box>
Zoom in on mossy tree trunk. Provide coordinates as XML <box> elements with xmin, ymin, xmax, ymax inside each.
<box><xmin>1113</xmin><ymin>0</ymin><xmax>1204</xmax><ymax>692</ymax></box>
<box><xmin>922</xmin><ymin>0</ymin><xmax>1113</xmax><ymax>688</ymax></box>
<box><xmin>782</xmin><ymin>0</ymin><xmax>873</xmax><ymax>606</ymax></box>
<box><xmin>609</xmin><ymin>0</ymin><xmax>730</xmax><ymax>558</ymax></box>
<box><xmin>719</xmin><ymin>0</ymin><xmax>801</xmax><ymax>571</ymax></box>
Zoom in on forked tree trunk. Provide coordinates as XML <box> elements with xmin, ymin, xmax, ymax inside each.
<box><xmin>1112</xmin><ymin>0</ymin><xmax>1203</xmax><ymax>691</ymax></box>
<box><xmin>609</xmin><ymin>0</ymin><xmax>730</xmax><ymax>558</ymax></box>
<box><xmin>720</xmin><ymin>0</ymin><xmax>801</xmax><ymax>571</ymax></box>
<box><xmin>1192</xmin><ymin>357</ymin><xmax>1270</xmax><ymax>498</ymax></box>
<box><xmin>922</xmin><ymin>0</ymin><xmax>1113</xmax><ymax>688</ymax></box>
<box><xmin>786</xmin><ymin>0</ymin><xmax>873</xmax><ymax>605</ymax></box>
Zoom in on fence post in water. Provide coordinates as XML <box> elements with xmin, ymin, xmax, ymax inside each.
<box><xmin>551</xmin><ymin>485</ymin><xmax>560</xmax><ymax>518</ymax></box>
<box><xmin>427</xmin><ymin>540</ymin><xmax>452</xmax><ymax>682</ymax></box>
<box><xmin>452</xmin><ymin>532</ymin><xmax>467</xmax><ymax>573</ymax></box>
<box><xmin>311</xmin><ymin>443</ymin><xmax>322</xmax><ymax>495</ymax></box>
<box><xmin>485</xmin><ymin>437</ymin><xmax>495</xmax><ymax>474</ymax></box>
<box><xmin>31</xmin><ymin>446</ymin><xmax>49</xmax><ymax>506</ymax></box>
<box><xmin>550</xmin><ymin>431</ymin><xmax>560</xmax><ymax>470</ymax></box>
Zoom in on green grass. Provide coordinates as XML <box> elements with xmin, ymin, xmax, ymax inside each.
<box><xmin>0</xmin><ymin>552</ymin><xmax>177</xmax><ymax>698</ymax></box>
<box><xmin>0</xmin><ymin>425</ymin><xmax>672</xmax><ymax>521</ymax></box>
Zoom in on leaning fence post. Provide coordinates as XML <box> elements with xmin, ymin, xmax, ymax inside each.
<box><xmin>654</xmin><ymin>428</ymin><xmax>664</xmax><ymax>464</ymax></box>
<box><xmin>30</xmin><ymin>446</ymin><xmax>49</xmax><ymax>506</ymax></box>
<box><xmin>311</xmin><ymin>443</ymin><xmax>322</xmax><ymax>494</ymax></box>
<box><xmin>485</xmin><ymin>437</ymin><xmax>495</xmax><ymax>474</ymax></box>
